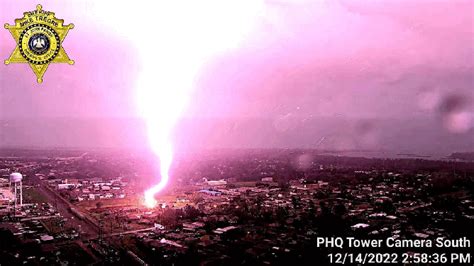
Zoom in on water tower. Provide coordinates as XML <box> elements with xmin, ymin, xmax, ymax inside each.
<box><xmin>9</xmin><ymin>172</ymin><xmax>23</xmax><ymax>208</ymax></box>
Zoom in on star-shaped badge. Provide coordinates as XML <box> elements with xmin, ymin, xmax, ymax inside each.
<box><xmin>4</xmin><ymin>4</ymin><xmax>74</xmax><ymax>83</ymax></box>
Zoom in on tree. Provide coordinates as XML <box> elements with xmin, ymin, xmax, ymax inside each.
<box><xmin>333</xmin><ymin>203</ymin><xmax>347</xmax><ymax>217</ymax></box>
<box><xmin>291</xmin><ymin>196</ymin><xmax>300</xmax><ymax>209</ymax></box>
<box><xmin>161</xmin><ymin>209</ymin><xmax>178</xmax><ymax>227</ymax></box>
<box><xmin>192</xmin><ymin>194</ymin><xmax>204</xmax><ymax>205</ymax></box>
<box><xmin>279</xmin><ymin>182</ymin><xmax>290</xmax><ymax>192</ymax></box>
<box><xmin>183</xmin><ymin>205</ymin><xmax>201</xmax><ymax>219</ymax></box>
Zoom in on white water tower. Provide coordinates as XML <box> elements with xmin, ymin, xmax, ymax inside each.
<box><xmin>9</xmin><ymin>172</ymin><xmax>23</xmax><ymax>208</ymax></box>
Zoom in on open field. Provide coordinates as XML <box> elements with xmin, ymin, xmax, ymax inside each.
<box><xmin>23</xmin><ymin>187</ymin><xmax>49</xmax><ymax>203</ymax></box>
<box><xmin>75</xmin><ymin>194</ymin><xmax>180</xmax><ymax>211</ymax></box>
<box><xmin>75</xmin><ymin>197</ymin><xmax>142</xmax><ymax>210</ymax></box>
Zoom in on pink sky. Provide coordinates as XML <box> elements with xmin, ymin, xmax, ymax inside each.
<box><xmin>0</xmin><ymin>0</ymin><xmax>472</xmax><ymax>151</ymax></box>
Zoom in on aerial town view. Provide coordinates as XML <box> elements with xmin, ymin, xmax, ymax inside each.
<box><xmin>1</xmin><ymin>0</ymin><xmax>473</xmax><ymax>265</ymax></box>
<box><xmin>0</xmin><ymin>149</ymin><xmax>473</xmax><ymax>264</ymax></box>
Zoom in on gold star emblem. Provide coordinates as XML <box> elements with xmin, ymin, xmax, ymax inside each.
<box><xmin>4</xmin><ymin>4</ymin><xmax>74</xmax><ymax>83</ymax></box>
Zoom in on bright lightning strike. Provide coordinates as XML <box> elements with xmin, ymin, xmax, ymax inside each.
<box><xmin>93</xmin><ymin>0</ymin><xmax>264</xmax><ymax>208</ymax></box>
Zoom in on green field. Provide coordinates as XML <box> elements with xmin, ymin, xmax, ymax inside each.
<box><xmin>23</xmin><ymin>188</ymin><xmax>48</xmax><ymax>203</ymax></box>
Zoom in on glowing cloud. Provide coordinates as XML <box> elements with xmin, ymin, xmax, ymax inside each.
<box><xmin>93</xmin><ymin>0</ymin><xmax>264</xmax><ymax>207</ymax></box>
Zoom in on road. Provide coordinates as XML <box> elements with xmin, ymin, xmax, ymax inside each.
<box><xmin>29</xmin><ymin>175</ymin><xmax>149</xmax><ymax>264</ymax></box>
<box><xmin>30</xmin><ymin>175</ymin><xmax>99</xmax><ymax>238</ymax></box>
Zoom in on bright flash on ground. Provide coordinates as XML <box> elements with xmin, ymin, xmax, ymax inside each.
<box><xmin>93</xmin><ymin>0</ymin><xmax>264</xmax><ymax>208</ymax></box>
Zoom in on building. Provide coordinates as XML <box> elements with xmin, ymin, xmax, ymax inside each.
<box><xmin>0</xmin><ymin>188</ymin><xmax>14</xmax><ymax>207</ymax></box>
<box><xmin>57</xmin><ymin>183</ymin><xmax>76</xmax><ymax>190</ymax></box>
<box><xmin>207</xmin><ymin>179</ymin><xmax>227</xmax><ymax>186</ymax></box>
